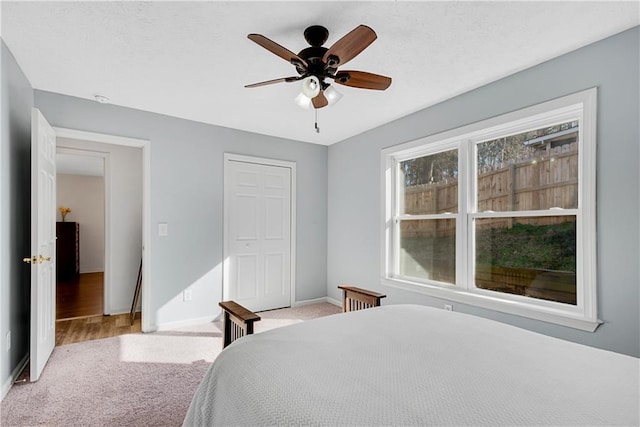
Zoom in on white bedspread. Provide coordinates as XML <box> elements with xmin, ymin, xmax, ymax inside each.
<box><xmin>184</xmin><ymin>305</ymin><xmax>639</xmax><ymax>426</ymax></box>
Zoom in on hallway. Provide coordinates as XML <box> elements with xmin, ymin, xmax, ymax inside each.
<box><xmin>55</xmin><ymin>272</ymin><xmax>141</xmax><ymax>346</ymax></box>
<box><xmin>56</xmin><ymin>272</ymin><xmax>103</xmax><ymax>320</ymax></box>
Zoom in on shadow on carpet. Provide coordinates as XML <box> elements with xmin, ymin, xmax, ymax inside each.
<box><xmin>1</xmin><ymin>303</ymin><xmax>342</xmax><ymax>426</ymax></box>
<box><xmin>1</xmin><ymin>325</ymin><xmax>222</xmax><ymax>427</ymax></box>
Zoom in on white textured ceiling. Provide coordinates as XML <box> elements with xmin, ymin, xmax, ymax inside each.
<box><xmin>2</xmin><ymin>1</ymin><xmax>638</xmax><ymax>145</ymax></box>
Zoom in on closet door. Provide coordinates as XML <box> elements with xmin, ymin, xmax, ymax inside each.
<box><xmin>224</xmin><ymin>158</ymin><xmax>292</xmax><ymax>312</ymax></box>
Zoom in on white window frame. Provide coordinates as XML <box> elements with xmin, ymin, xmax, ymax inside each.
<box><xmin>381</xmin><ymin>88</ymin><xmax>599</xmax><ymax>331</ymax></box>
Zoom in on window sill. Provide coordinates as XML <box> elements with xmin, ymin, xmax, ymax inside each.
<box><xmin>381</xmin><ymin>277</ymin><xmax>602</xmax><ymax>332</ymax></box>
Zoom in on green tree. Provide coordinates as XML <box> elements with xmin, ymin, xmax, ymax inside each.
<box><xmin>402</xmin><ymin>121</ymin><xmax>578</xmax><ymax>186</ymax></box>
<box><xmin>401</xmin><ymin>150</ymin><xmax>458</xmax><ymax>186</ymax></box>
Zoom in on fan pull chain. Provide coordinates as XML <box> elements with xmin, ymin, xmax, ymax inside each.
<box><xmin>315</xmin><ymin>108</ymin><xmax>320</xmax><ymax>133</ymax></box>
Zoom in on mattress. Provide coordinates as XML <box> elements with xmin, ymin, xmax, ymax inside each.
<box><xmin>184</xmin><ymin>304</ymin><xmax>639</xmax><ymax>426</ymax></box>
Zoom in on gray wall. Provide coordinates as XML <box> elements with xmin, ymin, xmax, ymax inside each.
<box><xmin>327</xmin><ymin>27</ymin><xmax>640</xmax><ymax>357</ymax></box>
<box><xmin>34</xmin><ymin>91</ymin><xmax>328</xmax><ymax>330</ymax></box>
<box><xmin>0</xmin><ymin>40</ymin><xmax>33</xmax><ymax>398</ymax></box>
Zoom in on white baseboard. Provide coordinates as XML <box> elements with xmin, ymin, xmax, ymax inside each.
<box><xmin>1</xmin><ymin>353</ymin><xmax>29</xmax><ymax>401</ymax></box>
<box><xmin>106</xmin><ymin>307</ymin><xmax>142</xmax><ymax>317</ymax></box>
<box><xmin>107</xmin><ymin>308</ymin><xmax>131</xmax><ymax>316</ymax></box>
<box><xmin>151</xmin><ymin>298</ymin><xmax>341</xmax><ymax>332</ymax></box>
<box><xmin>326</xmin><ymin>297</ymin><xmax>341</xmax><ymax>307</ymax></box>
<box><xmin>293</xmin><ymin>296</ymin><xmax>341</xmax><ymax>308</ymax></box>
<box><xmin>155</xmin><ymin>314</ymin><xmax>221</xmax><ymax>332</ymax></box>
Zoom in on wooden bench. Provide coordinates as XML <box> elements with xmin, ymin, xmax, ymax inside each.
<box><xmin>219</xmin><ymin>301</ymin><xmax>261</xmax><ymax>348</ymax></box>
<box><xmin>338</xmin><ymin>285</ymin><xmax>387</xmax><ymax>312</ymax></box>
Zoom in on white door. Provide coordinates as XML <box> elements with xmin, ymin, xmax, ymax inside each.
<box><xmin>225</xmin><ymin>157</ymin><xmax>293</xmax><ymax>312</ymax></box>
<box><xmin>27</xmin><ymin>109</ymin><xmax>57</xmax><ymax>381</ymax></box>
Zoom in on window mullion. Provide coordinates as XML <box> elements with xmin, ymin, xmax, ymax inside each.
<box><xmin>396</xmin><ymin>214</ymin><xmax>457</xmax><ymax>220</ymax></box>
<box><xmin>471</xmin><ymin>209</ymin><xmax>579</xmax><ymax>219</ymax></box>
<box><xmin>457</xmin><ymin>140</ymin><xmax>469</xmax><ymax>290</ymax></box>
<box><xmin>392</xmin><ymin>159</ymin><xmax>401</xmax><ymax>277</ymax></box>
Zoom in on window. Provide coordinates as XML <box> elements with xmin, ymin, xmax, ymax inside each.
<box><xmin>382</xmin><ymin>89</ymin><xmax>598</xmax><ymax>331</ymax></box>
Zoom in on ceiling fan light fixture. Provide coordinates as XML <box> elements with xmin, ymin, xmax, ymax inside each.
<box><xmin>294</xmin><ymin>92</ymin><xmax>312</xmax><ymax>109</ymax></box>
<box><xmin>324</xmin><ymin>85</ymin><xmax>343</xmax><ymax>106</ymax></box>
<box><xmin>301</xmin><ymin>76</ymin><xmax>320</xmax><ymax>98</ymax></box>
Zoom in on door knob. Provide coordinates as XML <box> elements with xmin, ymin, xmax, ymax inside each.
<box><xmin>23</xmin><ymin>255</ymin><xmax>52</xmax><ymax>264</ymax></box>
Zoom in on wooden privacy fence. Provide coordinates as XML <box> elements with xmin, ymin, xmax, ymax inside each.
<box><xmin>476</xmin><ymin>144</ymin><xmax>578</xmax><ymax>222</ymax></box>
<box><xmin>475</xmin><ymin>264</ymin><xmax>576</xmax><ymax>305</ymax></box>
<box><xmin>402</xmin><ymin>144</ymin><xmax>578</xmax><ymax>237</ymax></box>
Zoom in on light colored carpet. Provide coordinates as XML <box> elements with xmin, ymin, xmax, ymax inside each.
<box><xmin>1</xmin><ymin>302</ymin><xmax>341</xmax><ymax>426</ymax></box>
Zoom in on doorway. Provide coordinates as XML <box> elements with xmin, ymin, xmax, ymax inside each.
<box><xmin>54</xmin><ymin>150</ymin><xmax>106</xmax><ymax>323</ymax></box>
<box><xmin>53</xmin><ymin>131</ymin><xmax>148</xmax><ymax>345</ymax></box>
<box><xmin>28</xmin><ymin>112</ymin><xmax>151</xmax><ymax>381</ymax></box>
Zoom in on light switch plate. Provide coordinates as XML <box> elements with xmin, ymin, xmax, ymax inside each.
<box><xmin>158</xmin><ymin>222</ymin><xmax>168</xmax><ymax>236</ymax></box>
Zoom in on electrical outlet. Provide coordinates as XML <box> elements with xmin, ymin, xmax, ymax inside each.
<box><xmin>6</xmin><ymin>331</ymin><xmax>11</xmax><ymax>351</ymax></box>
<box><xmin>444</xmin><ymin>304</ymin><xmax>453</xmax><ymax>312</ymax></box>
<box><xmin>183</xmin><ymin>289</ymin><xmax>193</xmax><ymax>302</ymax></box>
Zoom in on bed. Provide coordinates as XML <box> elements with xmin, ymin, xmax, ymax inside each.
<box><xmin>184</xmin><ymin>304</ymin><xmax>639</xmax><ymax>426</ymax></box>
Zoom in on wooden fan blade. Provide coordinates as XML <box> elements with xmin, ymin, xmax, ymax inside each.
<box><xmin>333</xmin><ymin>71</ymin><xmax>392</xmax><ymax>90</ymax></box>
<box><xmin>312</xmin><ymin>91</ymin><xmax>328</xmax><ymax>109</ymax></box>
<box><xmin>245</xmin><ymin>76</ymin><xmax>301</xmax><ymax>88</ymax></box>
<box><xmin>322</xmin><ymin>25</ymin><xmax>377</xmax><ymax>67</ymax></box>
<box><xmin>248</xmin><ymin>34</ymin><xmax>308</xmax><ymax>68</ymax></box>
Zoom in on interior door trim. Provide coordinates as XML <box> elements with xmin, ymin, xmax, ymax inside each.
<box><xmin>222</xmin><ymin>153</ymin><xmax>297</xmax><ymax>309</ymax></box>
<box><xmin>53</xmin><ymin>127</ymin><xmax>151</xmax><ymax>332</ymax></box>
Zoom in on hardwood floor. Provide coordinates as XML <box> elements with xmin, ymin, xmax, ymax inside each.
<box><xmin>56</xmin><ymin>272</ymin><xmax>104</xmax><ymax>320</ymax></box>
<box><xmin>56</xmin><ymin>272</ymin><xmax>141</xmax><ymax>346</ymax></box>
<box><xmin>56</xmin><ymin>313</ymin><xmax>141</xmax><ymax>346</ymax></box>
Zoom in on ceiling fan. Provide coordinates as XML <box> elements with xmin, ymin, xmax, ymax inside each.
<box><xmin>245</xmin><ymin>24</ymin><xmax>392</xmax><ymax>109</ymax></box>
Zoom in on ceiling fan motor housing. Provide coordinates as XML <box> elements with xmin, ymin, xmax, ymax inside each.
<box><xmin>303</xmin><ymin>25</ymin><xmax>329</xmax><ymax>47</ymax></box>
<box><xmin>297</xmin><ymin>26</ymin><xmax>338</xmax><ymax>82</ymax></box>
<box><xmin>297</xmin><ymin>47</ymin><xmax>328</xmax><ymax>74</ymax></box>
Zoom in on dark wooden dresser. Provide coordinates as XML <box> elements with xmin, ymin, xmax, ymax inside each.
<box><xmin>57</xmin><ymin>222</ymin><xmax>79</xmax><ymax>280</ymax></box>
